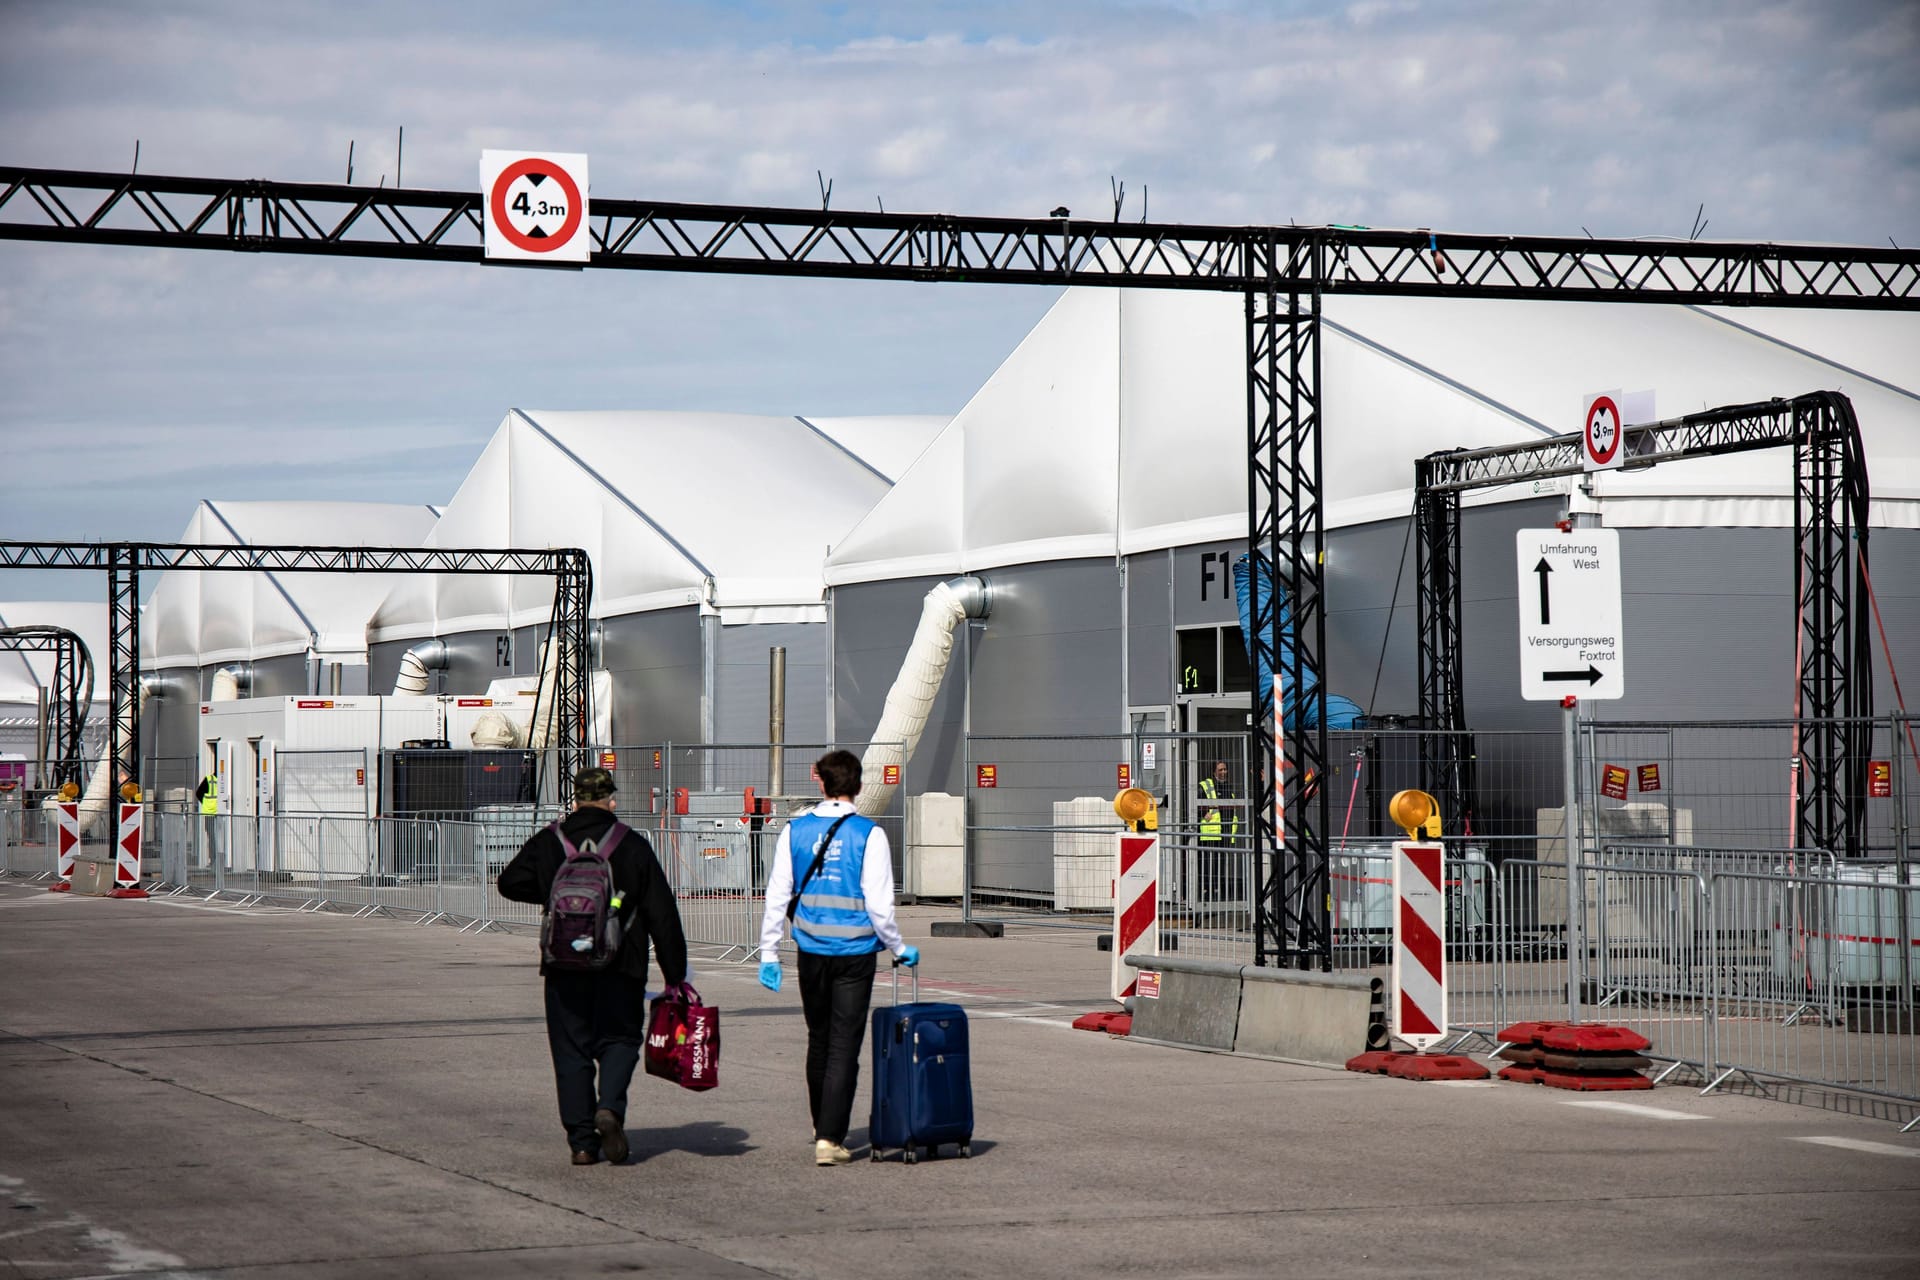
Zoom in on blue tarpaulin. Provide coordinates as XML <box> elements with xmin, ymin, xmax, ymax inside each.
<box><xmin>1232</xmin><ymin>552</ymin><xmax>1364</xmax><ymax>731</ymax></box>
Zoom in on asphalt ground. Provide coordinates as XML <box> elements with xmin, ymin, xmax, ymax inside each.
<box><xmin>2</xmin><ymin>879</ymin><xmax>1918</xmax><ymax>1279</ymax></box>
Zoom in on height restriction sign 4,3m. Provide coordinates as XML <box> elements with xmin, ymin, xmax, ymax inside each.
<box><xmin>480</xmin><ymin>151</ymin><xmax>589</xmax><ymax>264</ymax></box>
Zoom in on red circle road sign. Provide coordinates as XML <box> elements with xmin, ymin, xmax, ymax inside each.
<box><xmin>1584</xmin><ymin>395</ymin><xmax>1623</xmax><ymax>467</ymax></box>
<box><xmin>488</xmin><ymin>158</ymin><xmax>585</xmax><ymax>255</ymax></box>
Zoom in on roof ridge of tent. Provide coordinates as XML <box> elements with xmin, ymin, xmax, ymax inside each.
<box><xmin>1321</xmin><ymin>315</ymin><xmax>1558</xmax><ymax>438</ymax></box>
<box><xmin>508</xmin><ymin>409</ymin><xmax>714</xmax><ymax>580</ymax></box>
<box><xmin>1683</xmin><ymin>306</ymin><xmax>1920</xmax><ymax>406</ymax></box>
<box><xmin>201</xmin><ymin>499</ymin><xmax>320</xmax><ymax>643</ymax></box>
<box><xmin>793</xmin><ymin>415</ymin><xmax>896</xmax><ymax>485</ymax></box>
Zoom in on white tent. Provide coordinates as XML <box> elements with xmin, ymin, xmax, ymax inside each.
<box><xmin>367</xmin><ymin>409</ymin><xmax>948</xmax><ymax>642</ymax></box>
<box><xmin>825</xmin><ymin>289</ymin><xmax>1920</xmax><ymax>584</ymax></box>
<box><xmin>143</xmin><ymin>500</ymin><xmax>442</xmax><ymax>670</ymax></box>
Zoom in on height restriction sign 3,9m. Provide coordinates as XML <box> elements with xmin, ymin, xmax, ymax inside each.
<box><xmin>481</xmin><ymin>151</ymin><xmax>589</xmax><ymax>264</ymax></box>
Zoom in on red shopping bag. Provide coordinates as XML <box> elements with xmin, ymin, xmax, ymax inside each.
<box><xmin>645</xmin><ymin>984</ymin><xmax>720</xmax><ymax>1091</ymax></box>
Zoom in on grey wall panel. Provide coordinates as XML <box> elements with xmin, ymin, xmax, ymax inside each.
<box><xmin>367</xmin><ymin>630</ymin><xmax>517</xmax><ymax>697</ymax></box>
<box><xmin>1322</xmin><ymin>514</ymin><xmax>1424</xmax><ymax>720</ymax></box>
<box><xmin>142</xmin><ymin>664</ymin><xmax>205</xmax><ymax>782</ymax></box>
<box><xmin>601</xmin><ymin>607</ymin><xmax>702</xmax><ymax>746</ymax></box>
<box><xmin>1169</xmin><ymin>541</ymin><xmax>1247</xmax><ymax>627</ymax></box>
<box><xmin>714</xmin><ymin>621</ymin><xmax>828</xmax><ymax>745</ymax></box>
<box><xmin>247</xmin><ymin>654</ymin><xmax>307</xmax><ymax>700</ymax></box>
<box><xmin>1126</xmin><ymin>549</ymin><xmax>1172</xmax><ymax>708</ymax></box>
<box><xmin>966</xmin><ymin>559</ymin><xmax>1125</xmax><ymax>737</ymax></box>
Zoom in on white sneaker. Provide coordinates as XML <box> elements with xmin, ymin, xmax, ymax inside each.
<box><xmin>814</xmin><ymin>1139</ymin><xmax>852</xmax><ymax>1166</ymax></box>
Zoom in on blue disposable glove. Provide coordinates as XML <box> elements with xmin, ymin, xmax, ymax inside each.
<box><xmin>898</xmin><ymin>945</ymin><xmax>921</xmax><ymax>968</ymax></box>
<box><xmin>758</xmin><ymin>961</ymin><xmax>783</xmax><ymax>992</ymax></box>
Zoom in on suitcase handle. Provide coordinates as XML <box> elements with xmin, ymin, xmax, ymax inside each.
<box><xmin>890</xmin><ymin>955</ymin><xmax>918</xmax><ymax>1005</ymax></box>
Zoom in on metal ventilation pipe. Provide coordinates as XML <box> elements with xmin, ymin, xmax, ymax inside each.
<box><xmin>855</xmin><ymin>575</ymin><xmax>990</xmax><ymax>817</ymax></box>
<box><xmin>391</xmin><ymin>638</ymin><xmax>449</xmax><ymax>695</ymax></box>
<box><xmin>768</xmin><ymin>645</ymin><xmax>787</xmax><ymax>797</ymax></box>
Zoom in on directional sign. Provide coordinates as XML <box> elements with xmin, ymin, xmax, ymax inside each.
<box><xmin>480</xmin><ymin>151</ymin><xmax>589</xmax><ymax>263</ymax></box>
<box><xmin>1517</xmin><ymin>528</ymin><xmax>1624</xmax><ymax>700</ymax></box>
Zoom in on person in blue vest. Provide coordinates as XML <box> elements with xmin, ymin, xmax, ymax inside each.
<box><xmin>758</xmin><ymin>749</ymin><xmax>919</xmax><ymax>1166</ymax></box>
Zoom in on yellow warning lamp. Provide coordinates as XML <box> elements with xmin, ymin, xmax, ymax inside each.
<box><xmin>57</xmin><ymin>781</ymin><xmax>81</xmax><ymax>801</ymax></box>
<box><xmin>1388</xmin><ymin>789</ymin><xmax>1442</xmax><ymax>841</ymax></box>
<box><xmin>119</xmin><ymin>782</ymin><xmax>143</xmax><ymax>803</ymax></box>
<box><xmin>1113</xmin><ymin>787</ymin><xmax>1158</xmax><ymax>832</ymax></box>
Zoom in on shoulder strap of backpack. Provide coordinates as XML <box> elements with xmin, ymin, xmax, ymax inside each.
<box><xmin>787</xmin><ymin>812</ymin><xmax>855</xmax><ymax>922</ymax></box>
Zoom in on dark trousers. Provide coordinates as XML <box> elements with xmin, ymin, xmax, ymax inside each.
<box><xmin>797</xmin><ymin>950</ymin><xmax>877</xmax><ymax>1145</ymax></box>
<box><xmin>544</xmin><ymin>971</ymin><xmax>648</xmax><ymax>1154</ymax></box>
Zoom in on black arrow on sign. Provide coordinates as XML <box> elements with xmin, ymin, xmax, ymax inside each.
<box><xmin>1534</xmin><ymin>557</ymin><xmax>1553</xmax><ymax>625</ymax></box>
<box><xmin>1544</xmin><ymin>665</ymin><xmax>1604</xmax><ymax>685</ymax></box>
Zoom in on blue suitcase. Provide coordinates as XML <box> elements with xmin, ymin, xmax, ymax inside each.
<box><xmin>868</xmin><ymin>962</ymin><xmax>973</xmax><ymax>1163</ymax></box>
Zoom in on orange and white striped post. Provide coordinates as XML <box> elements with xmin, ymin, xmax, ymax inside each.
<box><xmin>49</xmin><ymin>801</ymin><xmax>80</xmax><ymax>892</ymax></box>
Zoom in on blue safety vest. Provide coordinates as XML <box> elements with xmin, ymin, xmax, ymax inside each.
<box><xmin>786</xmin><ymin>809</ymin><xmax>880</xmax><ymax>957</ymax></box>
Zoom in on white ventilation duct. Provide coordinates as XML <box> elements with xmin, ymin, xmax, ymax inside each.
<box><xmin>470</xmin><ymin>709</ymin><xmax>523</xmax><ymax>749</ymax></box>
<box><xmin>855</xmin><ymin>576</ymin><xmax>989</xmax><ymax>817</ymax></box>
<box><xmin>391</xmin><ymin>639</ymin><xmax>448</xmax><ymax>695</ymax></box>
<box><xmin>75</xmin><ymin>681</ymin><xmax>151</xmax><ymax>835</ymax></box>
<box><xmin>209</xmin><ymin>664</ymin><xmax>251</xmax><ymax>702</ymax></box>
<box><xmin>528</xmin><ymin>636</ymin><xmax>561</xmax><ymax>750</ymax></box>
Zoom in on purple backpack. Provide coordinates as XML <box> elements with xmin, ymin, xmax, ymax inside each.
<box><xmin>540</xmin><ymin>820</ymin><xmax>631</xmax><ymax>970</ymax></box>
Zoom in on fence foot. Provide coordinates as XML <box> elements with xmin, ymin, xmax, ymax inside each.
<box><xmin>1702</xmin><ymin>1065</ymin><xmax>1771</xmax><ymax>1098</ymax></box>
<box><xmin>415</xmin><ymin>912</ymin><xmax>446</xmax><ymax>927</ymax></box>
<box><xmin>1441</xmin><ymin>1027</ymin><xmax>1499</xmax><ymax>1056</ymax></box>
<box><xmin>1901</xmin><ymin>1112</ymin><xmax>1920</xmax><ymax>1134</ymax></box>
<box><xmin>456</xmin><ymin>917</ymin><xmax>505</xmax><ymax>934</ymax></box>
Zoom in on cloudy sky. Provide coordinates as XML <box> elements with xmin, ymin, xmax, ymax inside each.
<box><xmin>2</xmin><ymin>0</ymin><xmax>1917</xmax><ymax>600</ymax></box>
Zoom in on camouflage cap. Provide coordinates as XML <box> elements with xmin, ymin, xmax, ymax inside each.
<box><xmin>573</xmin><ymin>766</ymin><xmax>618</xmax><ymax>801</ymax></box>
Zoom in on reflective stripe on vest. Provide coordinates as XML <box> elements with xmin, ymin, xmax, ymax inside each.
<box><xmin>787</xmin><ymin>810</ymin><xmax>880</xmax><ymax>956</ymax></box>
<box><xmin>200</xmin><ymin>777</ymin><xmax>219</xmax><ymax>815</ymax></box>
<box><xmin>1199</xmin><ymin>776</ymin><xmax>1221</xmax><ymax>841</ymax></box>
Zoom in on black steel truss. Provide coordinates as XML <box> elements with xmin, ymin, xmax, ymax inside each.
<box><xmin>4</xmin><ymin>167</ymin><xmax>1919</xmax><ymax>306</ymax></box>
<box><xmin>6</xmin><ymin>167</ymin><xmax>1918</xmax><ymax>959</ymax></box>
<box><xmin>1246</xmin><ymin>274</ymin><xmax>1333</xmax><ymax>969</ymax></box>
<box><xmin>1412</xmin><ymin>391</ymin><xmax>1871</xmax><ymax>856</ymax></box>
<box><xmin>0</xmin><ymin>626</ymin><xmax>92</xmax><ymax>787</ymax></box>
<box><xmin>0</xmin><ymin>542</ymin><xmax>593</xmax><ymax>855</ymax></box>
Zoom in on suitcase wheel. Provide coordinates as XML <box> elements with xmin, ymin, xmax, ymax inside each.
<box><xmin>959</xmin><ymin>1142</ymin><xmax>972</xmax><ymax>1158</ymax></box>
<box><xmin>870</xmin><ymin>1147</ymin><xmax>882</xmax><ymax>1162</ymax></box>
<box><xmin>903</xmin><ymin>1147</ymin><xmax>918</xmax><ymax>1165</ymax></box>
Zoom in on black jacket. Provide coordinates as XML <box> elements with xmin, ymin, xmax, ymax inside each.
<box><xmin>496</xmin><ymin>807</ymin><xmax>689</xmax><ymax>987</ymax></box>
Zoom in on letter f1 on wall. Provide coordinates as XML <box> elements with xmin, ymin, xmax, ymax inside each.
<box><xmin>481</xmin><ymin>151</ymin><xmax>590</xmax><ymax>264</ymax></box>
<box><xmin>1516</xmin><ymin>528</ymin><xmax>1624</xmax><ymax>701</ymax></box>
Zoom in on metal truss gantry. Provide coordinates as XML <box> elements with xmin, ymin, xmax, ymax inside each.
<box><xmin>1413</xmin><ymin>391</ymin><xmax>1872</xmax><ymax>858</ymax></box>
<box><xmin>0</xmin><ymin>542</ymin><xmax>592</xmax><ymax>854</ymax></box>
<box><xmin>0</xmin><ymin>626</ymin><xmax>93</xmax><ymax>788</ymax></box>
<box><xmin>5</xmin><ymin>166</ymin><xmax>1918</xmax><ymax>966</ymax></box>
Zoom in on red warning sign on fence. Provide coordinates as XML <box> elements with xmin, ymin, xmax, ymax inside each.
<box><xmin>600</xmin><ymin>751</ymin><xmax>617</xmax><ymax>768</ymax></box>
<box><xmin>1637</xmin><ymin>763</ymin><xmax>1661</xmax><ymax>793</ymax></box>
<box><xmin>1870</xmin><ymin>761</ymin><xmax>1892</xmax><ymax>799</ymax></box>
<box><xmin>883</xmin><ymin>764</ymin><xmax>900</xmax><ymax>785</ymax></box>
<box><xmin>1600</xmin><ymin>764</ymin><xmax>1630</xmax><ymax>800</ymax></box>
<box><xmin>976</xmin><ymin>764</ymin><xmax>998</xmax><ymax>789</ymax></box>
<box><xmin>1117</xmin><ymin>763</ymin><xmax>1131</xmax><ymax>789</ymax></box>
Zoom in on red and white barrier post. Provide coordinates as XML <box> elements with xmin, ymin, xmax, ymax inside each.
<box><xmin>1111</xmin><ymin>827</ymin><xmax>1160</xmax><ymax>1004</ymax></box>
<box><xmin>1391</xmin><ymin>839</ymin><xmax>1447</xmax><ymax>1051</ymax></box>
<box><xmin>111</xmin><ymin>802</ymin><xmax>148</xmax><ymax>899</ymax></box>
<box><xmin>1386</xmin><ymin>789</ymin><xmax>1447</xmax><ymax>1051</ymax></box>
<box><xmin>49</xmin><ymin>801</ymin><xmax>80</xmax><ymax>891</ymax></box>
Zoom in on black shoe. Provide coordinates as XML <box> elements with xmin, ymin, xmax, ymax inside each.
<box><xmin>594</xmin><ymin>1109</ymin><xmax>629</xmax><ymax>1164</ymax></box>
<box><xmin>571</xmin><ymin>1148</ymin><xmax>601</xmax><ymax>1166</ymax></box>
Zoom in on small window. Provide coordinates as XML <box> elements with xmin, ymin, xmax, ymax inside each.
<box><xmin>1178</xmin><ymin>629</ymin><xmax>1218</xmax><ymax>694</ymax></box>
<box><xmin>1222</xmin><ymin>626</ymin><xmax>1252</xmax><ymax>694</ymax></box>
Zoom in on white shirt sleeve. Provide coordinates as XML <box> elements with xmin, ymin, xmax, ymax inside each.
<box><xmin>860</xmin><ymin>824</ymin><xmax>907</xmax><ymax>957</ymax></box>
<box><xmin>758</xmin><ymin>822</ymin><xmax>795</xmax><ymax>964</ymax></box>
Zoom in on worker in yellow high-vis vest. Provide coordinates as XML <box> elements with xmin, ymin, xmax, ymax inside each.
<box><xmin>1197</xmin><ymin>760</ymin><xmax>1241</xmax><ymax>905</ymax></box>
<box><xmin>195</xmin><ymin>769</ymin><xmax>223</xmax><ymax>868</ymax></box>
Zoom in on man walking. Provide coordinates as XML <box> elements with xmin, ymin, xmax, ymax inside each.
<box><xmin>195</xmin><ymin>766</ymin><xmax>223</xmax><ymax>868</ymax></box>
<box><xmin>498</xmin><ymin>766</ymin><xmax>688</xmax><ymax>1165</ymax></box>
<box><xmin>758</xmin><ymin>749</ymin><xmax>918</xmax><ymax>1166</ymax></box>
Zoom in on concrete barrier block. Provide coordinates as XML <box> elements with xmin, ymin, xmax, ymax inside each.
<box><xmin>1233</xmin><ymin>967</ymin><xmax>1383</xmax><ymax>1066</ymax></box>
<box><xmin>1123</xmin><ymin>954</ymin><xmax>1243</xmax><ymax>1051</ymax></box>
